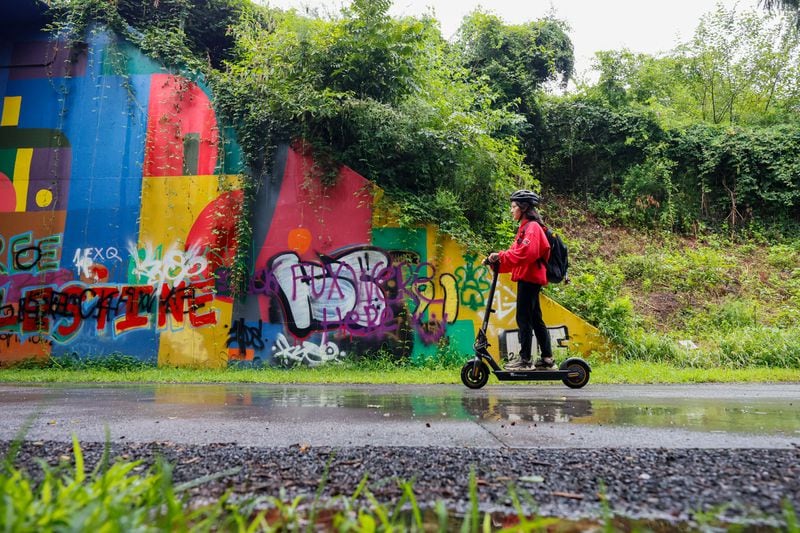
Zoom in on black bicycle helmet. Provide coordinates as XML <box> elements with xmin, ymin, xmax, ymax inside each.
<box><xmin>510</xmin><ymin>189</ymin><xmax>540</xmax><ymax>206</ymax></box>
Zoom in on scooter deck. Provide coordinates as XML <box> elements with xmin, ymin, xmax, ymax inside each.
<box><xmin>494</xmin><ymin>369</ymin><xmax>575</xmax><ymax>381</ymax></box>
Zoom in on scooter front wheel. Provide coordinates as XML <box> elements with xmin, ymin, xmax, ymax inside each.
<box><xmin>461</xmin><ymin>361</ymin><xmax>490</xmax><ymax>389</ymax></box>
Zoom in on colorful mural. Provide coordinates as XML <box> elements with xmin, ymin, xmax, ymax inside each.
<box><xmin>0</xmin><ymin>24</ymin><xmax>605</xmax><ymax>369</ymax></box>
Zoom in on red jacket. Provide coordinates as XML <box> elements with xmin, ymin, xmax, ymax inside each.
<box><xmin>498</xmin><ymin>220</ymin><xmax>550</xmax><ymax>285</ymax></box>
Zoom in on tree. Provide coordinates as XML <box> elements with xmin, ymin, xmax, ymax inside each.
<box><xmin>455</xmin><ymin>10</ymin><xmax>574</xmax><ymax>166</ymax></box>
<box><xmin>591</xmin><ymin>50</ymin><xmax>688</xmax><ymax>112</ymax></box>
<box><xmin>588</xmin><ymin>5</ymin><xmax>800</xmax><ymax>126</ymax></box>
<box><xmin>116</xmin><ymin>0</ymin><xmax>249</xmax><ymax>67</ymax></box>
<box><xmin>760</xmin><ymin>0</ymin><xmax>800</xmax><ymax>27</ymax></box>
<box><xmin>456</xmin><ymin>10</ymin><xmax>574</xmax><ymax>115</ymax></box>
<box><xmin>676</xmin><ymin>4</ymin><xmax>800</xmax><ymax>125</ymax></box>
<box><xmin>215</xmin><ymin>1</ymin><xmax>534</xmax><ymax>250</ymax></box>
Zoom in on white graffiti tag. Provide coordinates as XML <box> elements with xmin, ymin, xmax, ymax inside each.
<box><xmin>73</xmin><ymin>247</ymin><xmax>122</xmax><ymax>278</ymax></box>
<box><xmin>501</xmin><ymin>326</ymin><xmax>570</xmax><ymax>359</ymax></box>
<box><xmin>272</xmin><ymin>333</ymin><xmax>346</xmax><ymax>367</ymax></box>
<box><xmin>128</xmin><ymin>242</ymin><xmax>209</xmax><ymax>284</ymax></box>
<box><xmin>268</xmin><ymin>249</ymin><xmax>390</xmax><ymax>334</ymax></box>
<box><xmin>488</xmin><ymin>283</ymin><xmax>517</xmax><ymax>322</ymax></box>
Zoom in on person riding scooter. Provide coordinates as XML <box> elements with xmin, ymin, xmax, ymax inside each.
<box><xmin>487</xmin><ymin>190</ymin><xmax>554</xmax><ymax>371</ymax></box>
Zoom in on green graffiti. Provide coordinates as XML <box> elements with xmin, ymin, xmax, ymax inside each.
<box><xmin>455</xmin><ymin>254</ymin><xmax>491</xmax><ymax>311</ymax></box>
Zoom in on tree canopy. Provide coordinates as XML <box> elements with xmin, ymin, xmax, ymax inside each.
<box><xmin>45</xmin><ymin>0</ymin><xmax>800</xmax><ymax>241</ymax></box>
<box><xmin>213</xmin><ymin>0</ymin><xmax>537</xmax><ymax>250</ymax></box>
<box><xmin>760</xmin><ymin>0</ymin><xmax>800</xmax><ymax>27</ymax></box>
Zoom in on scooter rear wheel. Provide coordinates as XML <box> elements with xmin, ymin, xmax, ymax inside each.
<box><xmin>461</xmin><ymin>361</ymin><xmax>489</xmax><ymax>389</ymax></box>
<box><xmin>560</xmin><ymin>358</ymin><xmax>590</xmax><ymax>389</ymax></box>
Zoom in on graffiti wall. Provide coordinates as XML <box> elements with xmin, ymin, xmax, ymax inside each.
<box><xmin>0</xmin><ymin>24</ymin><xmax>605</xmax><ymax>368</ymax></box>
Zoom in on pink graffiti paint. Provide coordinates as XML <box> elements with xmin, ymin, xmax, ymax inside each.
<box><xmin>185</xmin><ymin>190</ymin><xmax>243</xmax><ymax>279</ymax></box>
<box><xmin>254</xmin><ymin>147</ymin><xmax>373</xmax><ymax>265</ymax></box>
<box><xmin>250</xmin><ymin>147</ymin><xmax>374</xmax><ymax>322</ymax></box>
<box><xmin>0</xmin><ymin>173</ymin><xmax>16</xmax><ymax>211</ymax></box>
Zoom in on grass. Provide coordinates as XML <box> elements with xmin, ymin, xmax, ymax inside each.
<box><xmin>2</xmin><ymin>436</ymin><xmax>796</xmax><ymax>532</ymax></box>
<box><xmin>1</xmin><ymin>434</ymin><xmax>252</xmax><ymax>532</ymax></box>
<box><xmin>1</xmin><ymin>360</ymin><xmax>799</xmax><ymax>385</ymax></box>
<box><xmin>0</xmin><ymin>435</ymin><xmax>587</xmax><ymax>532</ymax></box>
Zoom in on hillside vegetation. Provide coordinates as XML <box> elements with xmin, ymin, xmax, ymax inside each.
<box><xmin>45</xmin><ymin>0</ymin><xmax>800</xmax><ymax>368</ymax></box>
<box><xmin>545</xmin><ymin>195</ymin><xmax>800</xmax><ymax>368</ymax></box>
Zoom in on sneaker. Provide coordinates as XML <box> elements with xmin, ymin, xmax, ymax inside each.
<box><xmin>534</xmin><ymin>357</ymin><xmax>556</xmax><ymax>370</ymax></box>
<box><xmin>505</xmin><ymin>358</ymin><xmax>532</xmax><ymax>370</ymax></box>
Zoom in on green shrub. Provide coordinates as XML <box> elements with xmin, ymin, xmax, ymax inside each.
<box><xmin>685</xmin><ymin>299</ymin><xmax>760</xmax><ymax>335</ymax></box>
<box><xmin>617</xmin><ymin>330</ymin><xmax>684</xmax><ymax>365</ymax></box>
<box><xmin>618</xmin><ymin>253</ymin><xmax>666</xmax><ymax>286</ymax></box>
<box><xmin>548</xmin><ymin>262</ymin><xmax>634</xmax><ymax>344</ymax></box>
<box><xmin>767</xmin><ymin>243</ymin><xmax>800</xmax><ymax>270</ymax></box>
<box><xmin>712</xmin><ymin>327</ymin><xmax>800</xmax><ymax>368</ymax></box>
<box><xmin>619</xmin><ymin>247</ymin><xmax>735</xmax><ymax>294</ymax></box>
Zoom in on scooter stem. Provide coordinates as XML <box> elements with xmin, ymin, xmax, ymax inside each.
<box><xmin>481</xmin><ymin>261</ymin><xmax>500</xmax><ymax>332</ymax></box>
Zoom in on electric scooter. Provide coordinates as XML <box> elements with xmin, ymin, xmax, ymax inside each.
<box><xmin>460</xmin><ymin>261</ymin><xmax>591</xmax><ymax>390</ymax></box>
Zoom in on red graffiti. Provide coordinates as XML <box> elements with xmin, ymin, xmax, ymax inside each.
<box><xmin>0</xmin><ymin>280</ymin><xmax>218</xmax><ymax>343</ymax></box>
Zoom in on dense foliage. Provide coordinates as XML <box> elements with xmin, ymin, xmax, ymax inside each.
<box><xmin>212</xmin><ymin>1</ymin><xmax>537</xmax><ymax>250</ymax></box>
<box><xmin>46</xmin><ymin>0</ymin><xmax>251</xmax><ymax>69</ymax></box>
<box><xmin>46</xmin><ymin>0</ymin><xmax>800</xmax><ymax>243</ymax></box>
<box><xmin>533</xmin><ymin>6</ymin><xmax>800</xmax><ymax>234</ymax></box>
<box><xmin>535</xmin><ymin>98</ymin><xmax>800</xmax><ymax>233</ymax></box>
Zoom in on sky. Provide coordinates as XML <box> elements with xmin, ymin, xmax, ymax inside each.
<box><xmin>261</xmin><ymin>0</ymin><xmax>763</xmax><ymax>80</ymax></box>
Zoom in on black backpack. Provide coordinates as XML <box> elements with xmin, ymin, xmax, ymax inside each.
<box><xmin>522</xmin><ymin>221</ymin><xmax>569</xmax><ymax>283</ymax></box>
<box><xmin>541</xmin><ymin>224</ymin><xmax>569</xmax><ymax>283</ymax></box>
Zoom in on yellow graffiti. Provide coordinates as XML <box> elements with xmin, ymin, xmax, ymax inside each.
<box><xmin>13</xmin><ymin>148</ymin><xmax>32</xmax><ymax>212</ymax></box>
<box><xmin>138</xmin><ymin>173</ymin><xmax>241</xmax><ymax>368</ymax></box>
<box><xmin>1</xmin><ymin>96</ymin><xmax>21</xmax><ymax>126</ymax></box>
<box><xmin>35</xmin><ymin>189</ymin><xmax>53</xmax><ymax>207</ymax></box>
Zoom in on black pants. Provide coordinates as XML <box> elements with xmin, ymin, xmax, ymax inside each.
<box><xmin>516</xmin><ymin>281</ymin><xmax>552</xmax><ymax>362</ymax></box>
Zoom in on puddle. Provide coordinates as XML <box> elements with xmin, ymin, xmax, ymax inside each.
<box><xmin>10</xmin><ymin>383</ymin><xmax>800</xmax><ymax>436</ymax></box>
<box><xmin>461</xmin><ymin>395</ymin><xmax>800</xmax><ymax>435</ymax></box>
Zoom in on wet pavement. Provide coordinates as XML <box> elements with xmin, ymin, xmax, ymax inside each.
<box><xmin>2</xmin><ymin>383</ymin><xmax>799</xmax><ymax>448</ymax></box>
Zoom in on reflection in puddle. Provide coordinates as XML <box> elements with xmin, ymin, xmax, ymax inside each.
<box><xmin>579</xmin><ymin>400</ymin><xmax>800</xmax><ymax>435</ymax></box>
<box><xmin>462</xmin><ymin>395</ymin><xmax>800</xmax><ymax>435</ymax></box>
<box><xmin>21</xmin><ymin>383</ymin><xmax>800</xmax><ymax>436</ymax></box>
<box><xmin>461</xmin><ymin>396</ymin><xmax>594</xmax><ymax>423</ymax></box>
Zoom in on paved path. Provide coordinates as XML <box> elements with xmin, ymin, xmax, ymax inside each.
<box><xmin>2</xmin><ymin>382</ymin><xmax>799</xmax><ymax>449</ymax></box>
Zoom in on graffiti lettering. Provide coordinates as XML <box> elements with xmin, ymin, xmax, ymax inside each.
<box><xmin>455</xmin><ymin>255</ymin><xmax>491</xmax><ymax>311</ymax></box>
<box><xmin>265</xmin><ymin>248</ymin><xmax>393</xmax><ymax>338</ymax></box>
<box><xmin>252</xmin><ymin>246</ymin><xmax>461</xmax><ymax>344</ymax></box>
<box><xmin>0</xmin><ymin>332</ymin><xmax>51</xmax><ymax>348</ymax></box>
<box><xmin>272</xmin><ymin>333</ymin><xmax>345</xmax><ymax>367</ymax></box>
<box><xmin>0</xmin><ymin>280</ymin><xmax>217</xmax><ymax>342</ymax></box>
<box><xmin>73</xmin><ymin>246</ymin><xmax>121</xmax><ymax>279</ymax></box>
<box><xmin>128</xmin><ymin>243</ymin><xmax>209</xmax><ymax>284</ymax></box>
<box><xmin>491</xmin><ymin>284</ymin><xmax>517</xmax><ymax>322</ymax></box>
<box><xmin>13</xmin><ymin>244</ymin><xmax>41</xmax><ymax>272</ymax></box>
<box><xmin>226</xmin><ymin>318</ymin><xmax>265</xmax><ymax>358</ymax></box>
<box><xmin>0</xmin><ymin>233</ymin><xmax>63</xmax><ymax>275</ymax></box>
<box><xmin>499</xmin><ymin>326</ymin><xmax>571</xmax><ymax>359</ymax></box>
<box><xmin>386</xmin><ymin>261</ymin><xmax>459</xmax><ymax>344</ymax></box>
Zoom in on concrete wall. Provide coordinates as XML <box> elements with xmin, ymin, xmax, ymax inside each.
<box><xmin>0</xmin><ymin>26</ymin><xmax>604</xmax><ymax>368</ymax></box>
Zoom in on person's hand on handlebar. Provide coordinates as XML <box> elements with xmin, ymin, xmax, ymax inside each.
<box><xmin>484</xmin><ymin>253</ymin><xmax>500</xmax><ymax>265</ymax></box>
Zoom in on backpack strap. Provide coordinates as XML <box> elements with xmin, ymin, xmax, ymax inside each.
<box><xmin>516</xmin><ymin>221</ymin><xmax>531</xmax><ymax>244</ymax></box>
<box><xmin>517</xmin><ymin>220</ymin><xmax>548</xmax><ymax>265</ymax></box>
<box><xmin>533</xmin><ymin>221</ymin><xmax>550</xmax><ymax>265</ymax></box>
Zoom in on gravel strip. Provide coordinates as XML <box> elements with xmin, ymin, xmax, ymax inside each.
<box><xmin>2</xmin><ymin>441</ymin><xmax>798</xmax><ymax>527</ymax></box>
